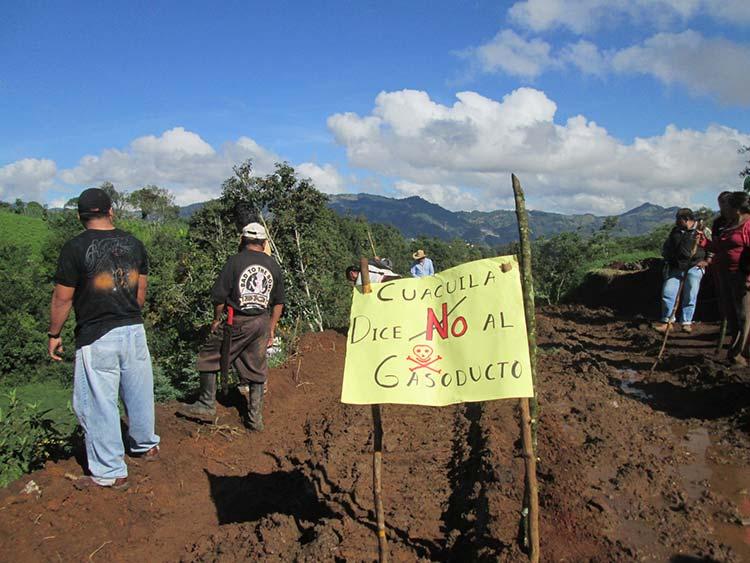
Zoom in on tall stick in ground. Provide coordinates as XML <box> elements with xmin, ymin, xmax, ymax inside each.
<box><xmin>367</xmin><ymin>227</ymin><xmax>378</xmax><ymax>259</ymax></box>
<box><xmin>294</xmin><ymin>228</ymin><xmax>324</xmax><ymax>332</ymax></box>
<box><xmin>512</xmin><ymin>173</ymin><xmax>540</xmax><ymax>563</ymax></box>
<box><xmin>359</xmin><ymin>257</ymin><xmax>388</xmax><ymax>563</ymax></box>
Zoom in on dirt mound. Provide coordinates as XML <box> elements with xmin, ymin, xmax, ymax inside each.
<box><xmin>1</xmin><ymin>314</ymin><xmax>749</xmax><ymax>561</ymax></box>
<box><xmin>571</xmin><ymin>259</ymin><xmax>721</xmax><ymax>321</ymax></box>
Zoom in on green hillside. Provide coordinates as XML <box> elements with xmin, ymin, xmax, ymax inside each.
<box><xmin>0</xmin><ymin>211</ymin><xmax>50</xmax><ymax>256</ymax></box>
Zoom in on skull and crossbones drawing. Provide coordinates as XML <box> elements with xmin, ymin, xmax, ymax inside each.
<box><xmin>406</xmin><ymin>344</ymin><xmax>443</xmax><ymax>373</ymax></box>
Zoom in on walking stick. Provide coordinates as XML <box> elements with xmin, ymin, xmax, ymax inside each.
<box><xmin>359</xmin><ymin>257</ymin><xmax>388</xmax><ymax>563</ymax></box>
<box><xmin>715</xmin><ymin>318</ymin><xmax>727</xmax><ymax>354</ymax></box>
<box><xmin>650</xmin><ymin>234</ymin><xmax>702</xmax><ymax>374</ymax></box>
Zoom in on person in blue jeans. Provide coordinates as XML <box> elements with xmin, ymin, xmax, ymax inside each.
<box><xmin>48</xmin><ymin>188</ymin><xmax>160</xmax><ymax>490</ymax></box>
<box><xmin>654</xmin><ymin>208</ymin><xmax>709</xmax><ymax>334</ymax></box>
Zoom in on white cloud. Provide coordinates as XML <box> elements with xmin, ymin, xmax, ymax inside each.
<box><xmin>0</xmin><ymin>158</ymin><xmax>57</xmax><ymax>202</ymax></box>
<box><xmin>296</xmin><ymin>162</ymin><xmax>348</xmax><ymax>194</ymax></box>
<box><xmin>560</xmin><ymin>40</ymin><xmax>608</xmax><ymax>76</ymax></box>
<box><xmin>466</xmin><ymin>29</ymin><xmax>750</xmax><ymax>105</ymax></box>
<box><xmin>59</xmin><ymin>127</ymin><xmax>281</xmax><ymax>205</ymax></box>
<box><xmin>328</xmin><ymin>88</ymin><xmax>750</xmax><ymax>214</ymax></box>
<box><xmin>30</xmin><ymin>127</ymin><xmax>349</xmax><ymax>206</ymax></box>
<box><xmin>612</xmin><ymin>30</ymin><xmax>750</xmax><ymax>105</ymax></box>
<box><xmin>467</xmin><ymin>29</ymin><xmax>557</xmax><ymax>78</ymax></box>
<box><xmin>393</xmin><ymin>181</ymin><xmax>484</xmax><ymax>211</ymax></box>
<box><xmin>508</xmin><ymin>0</ymin><xmax>750</xmax><ymax>33</ymax></box>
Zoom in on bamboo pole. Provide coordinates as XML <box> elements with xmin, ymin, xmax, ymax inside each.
<box><xmin>360</xmin><ymin>257</ymin><xmax>388</xmax><ymax>563</ymax></box>
<box><xmin>511</xmin><ymin>174</ymin><xmax>540</xmax><ymax>563</ymax></box>
<box><xmin>367</xmin><ymin>227</ymin><xmax>378</xmax><ymax>260</ymax></box>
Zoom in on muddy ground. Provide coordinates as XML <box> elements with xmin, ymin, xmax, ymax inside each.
<box><xmin>0</xmin><ymin>306</ymin><xmax>748</xmax><ymax>562</ymax></box>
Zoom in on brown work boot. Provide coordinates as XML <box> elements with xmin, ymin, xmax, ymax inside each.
<box><xmin>732</xmin><ymin>355</ymin><xmax>748</xmax><ymax>367</ymax></box>
<box><xmin>681</xmin><ymin>323</ymin><xmax>693</xmax><ymax>334</ymax></box>
<box><xmin>652</xmin><ymin>322</ymin><xmax>670</xmax><ymax>333</ymax></box>
<box><xmin>143</xmin><ymin>445</ymin><xmax>160</xmax><ymax>462</ymax></box>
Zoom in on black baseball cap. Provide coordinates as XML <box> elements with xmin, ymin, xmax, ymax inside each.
<box><xmin>77</xmin><ymin>188</ymin><xmax>112</xmax><ymax>214</ymax></box>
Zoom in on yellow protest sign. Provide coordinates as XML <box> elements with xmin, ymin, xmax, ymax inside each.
<box><xmin>341</xmin><ymin>255</ymin><xmax>534</xmax><ymax>406</ymax></box>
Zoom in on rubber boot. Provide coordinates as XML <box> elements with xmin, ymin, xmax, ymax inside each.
<box><xmin>245</xmin><ymin>382</ymin><xmax>264</xmax><ymax>432</ymax></box>
<box><xmin>177</xmin><ymin>373</ymin><xmax>217</xmax><ymax>422</ymax></box>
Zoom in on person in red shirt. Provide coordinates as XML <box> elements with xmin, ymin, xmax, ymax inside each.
<box><xmin>708</xmin><ymin>191</ymin><xmax>750</xmax><ymax>365</ymax></box>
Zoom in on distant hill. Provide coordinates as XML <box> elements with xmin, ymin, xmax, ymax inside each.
<box><xmin>179</xmin><ymin>194</ymin><xmax>681</xmax><ymax>246</ymax></box>
<box><xmin>327</xmin><ymin>194</ymin><xmax>680</xmax><ymax>246</ymax></box>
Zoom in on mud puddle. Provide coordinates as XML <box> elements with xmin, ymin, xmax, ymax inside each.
<box><xmin>672</xmin><ymin>422</ymin><xmax>750</xmax><ymax>559</ymax></box>
<box><xmin>614</xmin><ymin>369</ymin><xmax>652</xmax><ymax>401</ymax></box>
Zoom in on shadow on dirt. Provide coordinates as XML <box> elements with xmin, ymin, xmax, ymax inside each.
<box><xmin>205</xmin><ymin>468</ymin><xmax>336</xmax><ymax>525</ymax></box>
<box><xmin>441</xmin><ymin>403</ymin><xmax>511</xmax><ymax>561</ymax></box>
<box><xmin>636</xmin><ymin>380</ymin><xmax>750</xmax><ymax>421</ymax></box>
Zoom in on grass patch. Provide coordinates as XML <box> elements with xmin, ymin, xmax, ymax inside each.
<box><xmin>0</xmin><ymin>211</ymin><xmax>49</xmax><ymax>257</ymax></box>
<box><xmin>587</xmin><ymin>249</ymin><xmax>660</xmax><ymax>271</ymax></box>
<box><xmin>0</xmin><ymin>380</ymin><xmax>76</xmax><ymax>434</ymax></box>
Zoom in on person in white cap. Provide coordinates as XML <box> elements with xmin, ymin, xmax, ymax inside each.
<box><xmin>410</xmin><ymin>249</ymin><xmax>435</xmax><ymax>278</ymax></box>
<box><xmin>178</xmin><ymin>222</ymin><xmax>285</xmax><ymax>431</ymax></box>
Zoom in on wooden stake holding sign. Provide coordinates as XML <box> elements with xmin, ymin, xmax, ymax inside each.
<box><xmin>511</xmin><ymin>173</ymin><xmax>541</xmax><ymax>563</ymax></box>
<box><xmin>359</xmin><ymin>257</ymin><xmax>389</xmax><ymax>563</ymax></box>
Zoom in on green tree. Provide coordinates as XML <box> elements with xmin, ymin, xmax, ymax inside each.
<box><xmin>128</xmin><ymin>185</ymin><xmax>178</xmax><ymax>221</ymax></box>
<box><xmin>24</xmin><ymin>201</ymin><xmax>45</xmax><ymax>219</ymax></box>
<box><xmin>740</xmin><ymin>145</ymin><xmax>749</xmax><ymax>187</ymax></box>
<box><xmin>99</xmin><ymin>181</ymin><xmax>127</xmax><ymax>213</ymax></box>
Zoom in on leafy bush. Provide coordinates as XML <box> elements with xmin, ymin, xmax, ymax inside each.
<box><xmin>152</xmin><ymin>365</ymin><xmax>183</xmax><ymax>403</ymax></box>
<box><xmin>0</xmin><ymin>390</ymin><xmax>67</xmax><ymax>487</ymax></box>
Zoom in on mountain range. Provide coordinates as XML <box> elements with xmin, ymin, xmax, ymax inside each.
<box><xmin>326</xmin><ymin>194</ymin><xmax>680</xmax><ymax>246</ymax></box>
<box><xmin>180</xmin><ymin>194</ymin><xmax>682</xmax><ymax>246</ymax></box>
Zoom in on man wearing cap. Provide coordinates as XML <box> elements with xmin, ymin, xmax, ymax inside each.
<box><xmin>410</xmin><ymin>249</ymin><xmax>435</xmax><ymax>278</ymax></box>
<box><xmin>48</xmin><ymin>188</ymin><xmax>160</xmax><ymax>490</ymax></box>
<box><xmin>178</xmin><ymin>222</ymin><xmax>285</xmax><ymax>431</ymax></box>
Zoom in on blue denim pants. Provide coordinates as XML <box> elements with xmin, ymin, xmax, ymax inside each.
<box><xmin>73</xmin><ymin>324</ymin><xmax>160</xmax><ymax>484</ymax></box>
<box><xmin>660</xmin><ymin>266</ymin><xmax>704</xmax><ymax>324</ymax></box>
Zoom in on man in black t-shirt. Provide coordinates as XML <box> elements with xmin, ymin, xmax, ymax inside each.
<box><xmin>48</xmin><ymin>188</ymin><xmax>160</xmax><ymax>490</ymax></box>
<box><xmin>178</xmin><ymin>222</ymin><xmax>285</xmax><ymax>431</ymax></box>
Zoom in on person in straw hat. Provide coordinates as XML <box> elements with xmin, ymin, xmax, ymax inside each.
<box><xmin>410</xmin><ymin>249</ymin><xmax>435</xmax><ymax>278</ymax></box>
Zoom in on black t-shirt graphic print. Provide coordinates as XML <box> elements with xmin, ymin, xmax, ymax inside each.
<box><xmin>211</xmin><ymin>249</ymin><xmax>285</xmax><ymax>316</ymax></box>
<box><xmin>54</xmin><ymin>228</ymin><xmax>148</xmax><ymax>348</ymax></box>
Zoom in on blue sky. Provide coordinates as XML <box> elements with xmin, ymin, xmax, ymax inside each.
<box><xmin>2</xmin><ymin>0</ymin><xmax>749</xmax><ymax>215</ymax></box>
